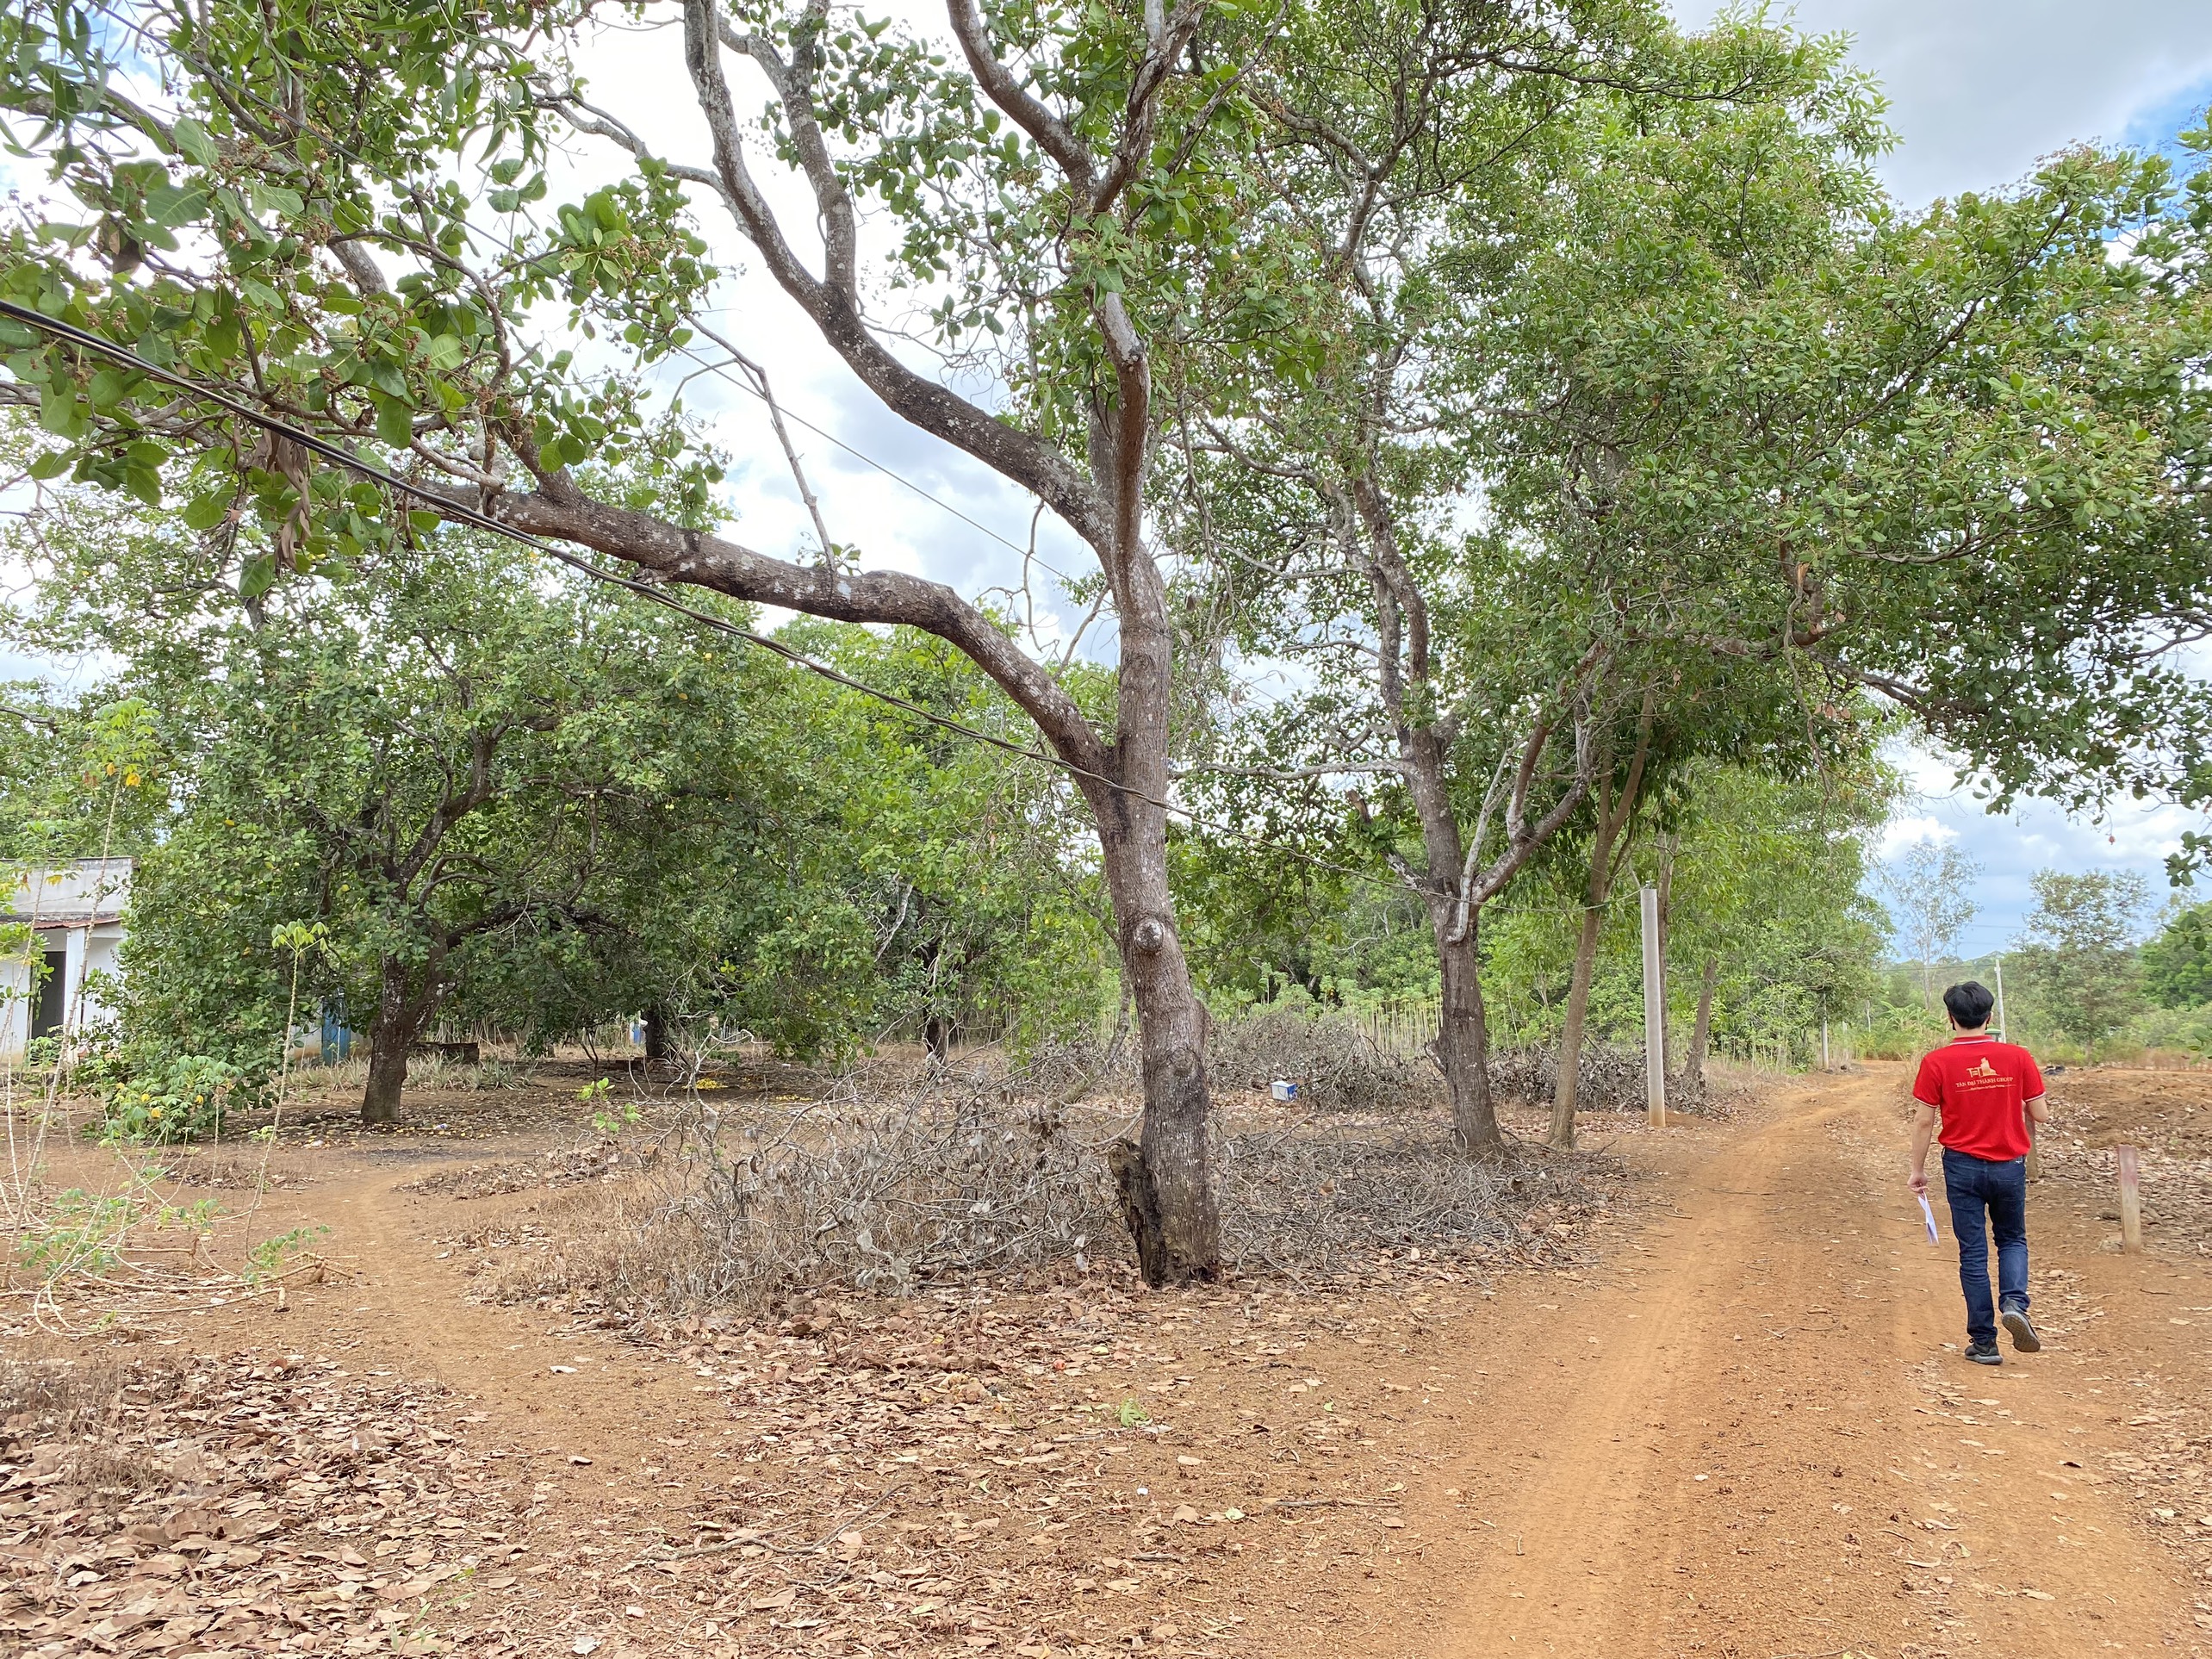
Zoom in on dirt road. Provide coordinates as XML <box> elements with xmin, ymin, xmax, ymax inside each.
<box><xmin>16</xmin><ymin>1065</ymin><xmax>2210</xmax><ymax>1658</ymax></box>
<box><xmin>1302</xmin><ymin>1066</ymin><xmax>2212</xmax><ymax>1658</ymax></box>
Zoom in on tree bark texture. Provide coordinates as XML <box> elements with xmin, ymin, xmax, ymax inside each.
<box><xmin>361</xmin><ymin>956</ymin><xmax>432</xmax><ymax>1123</ymax></box>
<box><xmin>1432</xmin><ymin>916</ymin><xmax>1501</xmax><ymax>1153</ymax></box>
<box><xmin>1397</xmin><ymin>716</ymin><xmax>1506</xmax><ymax>1156</ymax></box>
<box><xmin>1095</xmin><ymin>791</ymin><xmax>1221</xmax><ymax>1283</ymax></box>
<box><xmin>1550</xmin><ymin>701</ymin><xmax>1656</xmax><ymax>1148</ymax></box>
<box><xmin>1686</xmin><ymin>954</ymin><xmax>1719</xmax><ymax>1090</ymax></box>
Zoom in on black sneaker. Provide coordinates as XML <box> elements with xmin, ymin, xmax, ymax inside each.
<box><xmin>2001</xmin><ymin>1305</ymin><xmax>2042</xmax><ymax>1353</ymax></box>
<box><xmin>1965</xmin><ymin>1339</ymin><xmax>2003</xmax><ymax>1366</ymax></box>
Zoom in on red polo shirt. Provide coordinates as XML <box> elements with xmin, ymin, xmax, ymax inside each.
<box><xmin>1911</xmin><ymin>1035</ymin><xmax>2044</xmax><ymax>1161</ymax></box>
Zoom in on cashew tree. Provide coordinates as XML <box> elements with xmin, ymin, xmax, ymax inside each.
<box><xmin>0</xmin><ymin>0</ymin><xmax>1361</xmax><ymax>1280</ymax></box>
<box><xmin>2</xmin><ymin>0</ymin><xmax>1812</xmax><ymax>1273</ymax></box>
<box><xmin>1168</xmin><ymin>0</ymin><xmax>1855</xmax><ymax>1151</ymax></box>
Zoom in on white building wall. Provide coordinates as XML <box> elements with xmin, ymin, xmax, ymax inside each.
<box><xmin>2</xmin><ymin>861</ymin><xmax>133</xmax><ymax>1060</ymax></box>
<box><xmin>0</xmin><ymin>954</ymin><xmax>28</xmax><ymax>1061</ymax></box>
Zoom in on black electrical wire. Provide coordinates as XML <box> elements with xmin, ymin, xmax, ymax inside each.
<box><xmin>0</xmin><ymin>297</ymin><xmax>1422</xmax><ymax>895</ymax></box>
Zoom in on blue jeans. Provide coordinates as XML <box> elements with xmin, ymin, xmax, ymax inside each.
<box><xmin>1941</xmin><ymin>1147</ymin><xmax>2029</xmax><ymax>1346</ymax></box>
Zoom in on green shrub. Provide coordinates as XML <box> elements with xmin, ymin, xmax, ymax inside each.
<box><xmin>2127</xmin><ymin>1003</ymin><xmax>2212</xmax><ymax>1058</ymax></box>
<box><xmin>78</xmin><ymin>1038</ymin><xmax>271</xmax><ymax>1145</ymax></box>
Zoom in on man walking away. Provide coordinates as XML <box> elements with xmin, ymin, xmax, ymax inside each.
<box><xmin>1907</xmin><ymin>980</ymin><xmax>2051</xmax><ymax>1366</ymax></box>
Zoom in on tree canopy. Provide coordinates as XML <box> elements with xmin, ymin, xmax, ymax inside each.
<box><xmin>5</xmin><ymin>0</ymin><xmax>2212</xmax><ymax>1271</ymax></box>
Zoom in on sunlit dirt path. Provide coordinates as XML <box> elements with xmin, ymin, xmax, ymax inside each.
<box><xmin>29</xmin><ymin>1066</ymin><xmax>2205</xmax><ymax>1658</ymax></box>
<box><xmin>1308</xmin><ymin>1067</ymin><xmax>2211</xmax><ymax>1659</ymax></box>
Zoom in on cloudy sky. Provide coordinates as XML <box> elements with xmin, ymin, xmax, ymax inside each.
<box><xmin>1672</xmin><ymin>0</ymin><xmax>2212</xmax><ymax>205</ymax></box>
<box><xmin>9</xmin><ymin>1</ymin><xmax>2212</xmax><ymax>948</ymax></box>
<box><xmin>1667</xmin><ymin>0</ymin><xmax>2212</xmax><ymax>948</ymax></box>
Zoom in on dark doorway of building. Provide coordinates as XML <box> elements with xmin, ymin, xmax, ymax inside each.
<box><xmin>30</xmin><ymin>947</ymin><xmax>66</xmax><ymax>1040</ymax></box>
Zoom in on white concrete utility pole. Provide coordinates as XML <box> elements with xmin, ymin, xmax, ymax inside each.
<box><xmin>1641</xmin><ymin>883</ymin><xmax>1666</xmax><ymax>1128</ymax></box>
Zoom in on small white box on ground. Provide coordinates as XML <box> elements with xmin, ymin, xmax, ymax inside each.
<box><xmin>1270</xmin><ymin>1080</ymin><xmax>1297</xmax><ymax>1102</ymax></box>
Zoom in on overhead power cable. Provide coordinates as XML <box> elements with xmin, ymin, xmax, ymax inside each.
<box><xmin>88</xmin><ymin>39</ymin><xmax>1072</xmax><ymax>595</ymax></box>
<box><xmin>0</xmin><ymin>299</ymin><xmax>1409</xmax><ymax>894</ymax></box>
<box><xmin>673</xmin><ymin>341</ymin><xmax>1066</xmax><ymax>575</ymax></box>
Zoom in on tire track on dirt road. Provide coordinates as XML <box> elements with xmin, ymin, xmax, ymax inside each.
<box><xmin>1324</xmin><ymin>1070</ymin><xmax>2208</xmax><ymax>1659</ymax></box>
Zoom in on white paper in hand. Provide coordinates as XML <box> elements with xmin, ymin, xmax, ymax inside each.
<box><xmin>1917</xmin><ymin>1192</ymin><xmax>1940</xmax><ymax>1244</ymax></box>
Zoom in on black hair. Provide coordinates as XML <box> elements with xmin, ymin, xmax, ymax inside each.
<box><xmin>1943</xmin><ymin>980</ymin><xmax>1996</xmax><ymax>1029</ymax></box>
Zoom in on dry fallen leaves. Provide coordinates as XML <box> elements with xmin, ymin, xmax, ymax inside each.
<box><xmin>1</xmin><ymin>1349</ymin><xmax>519</xmax><ymax>1659</ymax></box>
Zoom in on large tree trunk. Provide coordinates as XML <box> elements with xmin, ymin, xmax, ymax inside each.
<box><xmin>361</xmin><ymin>958</ymin><xmax>428</xmax><ymax>1124</ymax></box>
<box><xmin>1548</xmin><ymin>897</ymin><xmax>1607</xmax><ymax>1146</ymax></box>
<box><xmin>1097</xmin><ymin>808</ymin><xmax>1221</xmax><ymax>1287</ymax></box>
<box><xmin>1399</xmin><ymin>739</ymin><xmax>1507</xmax><ymax>1157</ymax></box>
<box><xmin>1327</xmin><ymin>477</ymin><xmax>1592</xmax><ymax>1159</ymax></box>
<box><xmin>1548</xmin><ymin>701</ymin><xmax>1656</xmax><ymax>1149</ymax></box>
<box><xmin>1685</xmin><ymin>954</ymin><xmax>1719</xmax><ymax>1090</ymax></box>
<box><xmin>361</xmin><ymin>1031</ymin><xmax>408</xmax><ymax>1124</ymax></box>
<box><xmin>1433</xmin><ymin>917</ymin><xmax>1501</xmax><ymax>1153</ymax></box>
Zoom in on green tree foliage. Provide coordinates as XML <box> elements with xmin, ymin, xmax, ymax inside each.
<box><xmin>0</xmin><ymin>0</ymin><xmax>1327</xmax><ymax>1282</ymax></box>
<box><xmin>1170</xmin><ymin>832</ymin><xmax>1437</xmax><ymax>1014</ymax></box>
<box><xmin>33</xmin><ymin>517</ymin><xmax>815</xmax><ymax>1116</ymax></box>
<box><xmin>2</xmin><ymin>468</ymin><xmax>1113</xmax><ymax>1114</ymax></box>
<box><xmin>2142</xmin><ymin>900</ymin><xmax>2212</xmax><ymax>1010</ymax></box>
<box><xmin>1170</xmin><ymin>6</ymin><xmax>1861</xmax><ymax>1151</ymax></box>
<box><xmin>0</xmin><ymin>693</ymin><xmax>165</xmax><ymax>865</ymax></box>
<box><xmin>1480</xmin><ymin>99</ymin><xmax>2212</xmax><ymax>824</ymax></box>
<box><xmin>1656</xmin><ymin>764</ymin><xmax>1892</xmax><ymax>1057</ymax></box>
<box><xmin>2011</xmin><ymin>869</ymin><xmax>2152</xmax><ymax>1050</ymax></box>
<box><xmin>1482</xmin><ymin>761</ymin><xmax>1892</xmax><ymax>1060</ymax></box>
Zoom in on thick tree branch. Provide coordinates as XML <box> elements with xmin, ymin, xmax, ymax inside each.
<box><xmin>722</xmin><ymin>4</ymin><xmax>860</xmax><ymax>295</ymax></box>
<box><xmin>946</xmin><ymin>0</ymin><xmax>1097</xmax><ymax>192</ymax></box>
<box><xmin>1090</xmin><ymin>0</ymin><xmax>1207</xmax><ymax>214</ymax></box>
<box><xmin>457</xmin><ymin>473</ymin><xmax>1109</xmax><ymax>779</ymax></box>
<box><xmin>1097</xmin><ymin>292</ymin><xmax>1150</xmax><ymax>576</ymax></box>
<box><xmin>677</xmin><ymin>0</ymin><xmax>1109</xmax><ymax>550</ymax></box>
<box><xmin>327</xmin><ymin>238</ymin><xmax>389</xmax><ymax>297</ymax></box>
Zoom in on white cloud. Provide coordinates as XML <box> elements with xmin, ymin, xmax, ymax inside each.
<box><xmin>1673</xmin><ymin>0</ymin><xmax>2212</xmax><ymax>204</ymax></box>
<box><xmin>1880</xmin><ymin>761</ymin><xmax>2192</xmax><ymax>950</ymax></box>
<box><xmin>1878</xmin><ymin>814</ymin><xmax>1958</xmax><ymax>857</ymax></box>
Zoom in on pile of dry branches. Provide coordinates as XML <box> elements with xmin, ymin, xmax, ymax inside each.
<box><xmin>1206</xmin><ymin>1007</ymin><xmax>1440</xmax><ymax>1114</ymax></box>
<box><xmin>1014</xmin><ymin>1006</ymin><xmax>1441</xmax><ymax>1115</ymax></box>
<box><xmin>482</xmin><ymin>1059</ymin><xmax>1614</xmax><ymax>1318</ymax></box>
<box><xmin>1488</xmin><ymin>1041</ymin><xmax>1650</xmax><ymax>1111</ymax></box>
<box><xmin>1005</xmin><ymin>1034</ymin><xmax>1137</xmax><ymax>1103</ymax></box>
<box><xmin>1220</xmin><ymin>1126</ymin><xmax>1612</xmax><ymax>1277</ymax></box>
<box><xmin>486</xmin><ymin>1072</ymin><xmax>1116</xmax><ymax>1315</ymax></box>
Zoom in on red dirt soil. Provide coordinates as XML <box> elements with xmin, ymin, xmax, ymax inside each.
<box><xmin>8</xmin><ymin>1061</ymin><xmax>2212</xmax><ymax>1657</ymax></box>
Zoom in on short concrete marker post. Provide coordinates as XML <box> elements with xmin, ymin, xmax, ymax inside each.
<box><xmin>2116</xmin><ymin>1143</ymin><xmax>2143</xmax><ymax>1253</ymax></box>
